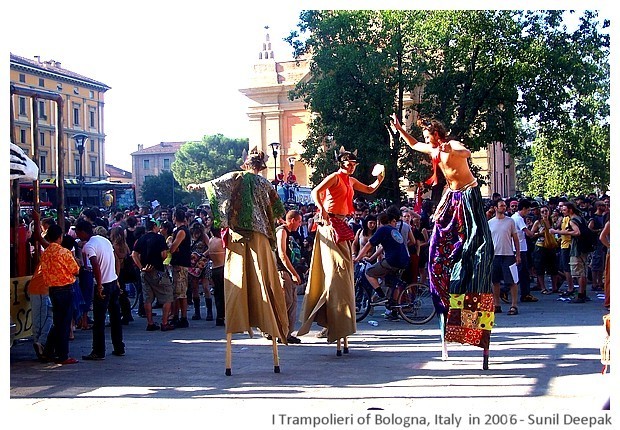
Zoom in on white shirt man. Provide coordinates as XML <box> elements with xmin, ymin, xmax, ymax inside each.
<box><xmin>488</xmin><ymin>200</ymin><xmax>520</xmax><ymax>315</ymax></box>
<box><xmin>511</xmin><ymin>199</ymin><xmax>537</xmax><ymax>303</ymax></box>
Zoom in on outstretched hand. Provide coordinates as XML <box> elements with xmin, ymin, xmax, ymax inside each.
<box><xmin>187</xmin><ymin>183</ymin><xmax>202</xmax><ymax>191</ymax></box>
<box><xmin>389</xmin><ymin>113</ymin><xmax>401</xmax><ymax>133</ymax></box>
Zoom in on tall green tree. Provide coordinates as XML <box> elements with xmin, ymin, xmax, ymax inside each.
<box><xmin>286</xmin><ymin>10</ymin><xmax>609</xmax><ymax>200</ymax></box>
<box><xmin>171</xmin><ymin>134</ymin><xmax>248</xmax><ymax>189</ymax></box>
<box><xmin>522</xmin><ymin>123</ymin><xmax>610</xmax><ymax>198</ymax></box>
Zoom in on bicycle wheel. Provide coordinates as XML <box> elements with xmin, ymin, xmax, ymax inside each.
<box><xmin>355</xmin><ymin>278</ymin><xmax>372</xmax><ymax>322</ymax></box>
<box><xmin>126</xmin><ymin>283</ymin><xmax>140</xmax><ymax>310</ymax></box>
<box><xmin>397</xmin><ymin>283</ymin><xmax>436</xmax><ymax>324</ymax></box>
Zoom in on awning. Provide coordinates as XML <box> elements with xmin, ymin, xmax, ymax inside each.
<box><xmin>41</xmin><ymin>178</ymin><xmax>80</xmax><ymax>185</ymax></box>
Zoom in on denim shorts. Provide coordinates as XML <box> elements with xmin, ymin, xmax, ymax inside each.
<box><xmin>492</xmin><ymin>255</ymin><xmax>517</xmax><ymax>284</ymax></box>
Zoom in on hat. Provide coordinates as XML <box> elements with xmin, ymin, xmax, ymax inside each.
<box><xmin>335</xmin><ymin>146</ymin><xmax>358</xmax><ymax>163</ymax></box>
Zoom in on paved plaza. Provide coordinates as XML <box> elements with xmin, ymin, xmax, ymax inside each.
<box><xmin>8</xmin><ymin>289</ymin><xmax>612</xmax><ymax>428</ymax></box>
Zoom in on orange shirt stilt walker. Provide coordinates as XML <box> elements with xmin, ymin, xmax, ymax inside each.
<box><xmin>298</xmin><ymin>147</ymin><xmax>384</xmax><ymax>344</ymax></box>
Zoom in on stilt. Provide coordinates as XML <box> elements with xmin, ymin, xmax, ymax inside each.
<box><xmin>482</xmin><ymin>348</ymin><xmax>489</xmax><ymax>370</ymax></box>
<box><xmin>272</xmin><ymin>337</ymin><xmax>280</xmax><ymax>373</ymax></box>
<box><xmin>336</xmin><ymin>338</ymin><xmax>342</xmax><ymax>356</ymax></box>
<box><xmin>343</xmin><ymin>336</ymin><xmax>349</xmax><ymax>354</ymax></box>
<box><xmin>225</xmin><ymin>333</ymin><xmax>232</xmax><ymax>376</ymax></box>
<box><xmin>439</xmin><ymin>313</ymin><xmax>449</xmax><ymax>360</ymax></box>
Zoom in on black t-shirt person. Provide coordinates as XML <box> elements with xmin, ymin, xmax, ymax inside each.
<box><xmin>133</xmin><ymin>231</ymin><xmax>168</xmax><ymax>272</ymax></box>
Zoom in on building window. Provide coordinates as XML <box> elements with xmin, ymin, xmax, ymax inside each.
<box><xmin>38</xmin><ymin>100</ymin><xmax>46</xmax><ymax>119</ymax></box>
<box><xmin>90</xmin><ymin>159</ymin><xmax>96</xmax><ymax>177</ymax></box>
<box><xmin>40</xmin><ymin>132</ymin><xmax>45</xmax><ymax>146</ymax></box>
<box><xmin>163</xmin><ymin>158</ymin><xmax>170</xmax><ymax>170</ymax></box>
<box><xmin>57</xmin><ymin>83</ymin><xmax>63</xmax><ymax>91</ymax></box>
<box><xmin>18</xmin><ymin>97</ymin><xmax>27</xmax><ymax>115</ymax></box>
<box><xmin>89</xmin><ymin>109</ymin><xmax>96</xmax><ymax>128</ymax></box>
<box><xmin>20</xmin><ymin>129</ymin><xmax>27</xmax><ymax>143</ymax></box>
<box><xmin>143</xmin><ymin>159</ymin><xmax>150</xmax><ymax>170</ymax></box>
<box><xmin>73</xmin><ymin>104</ymin><xmax>80</xmax><ymax>126</ymax></box>
<box><xmin>39</xmin><ymin>78</ymin><xmax>45</xmax><ymax>87</ymax></box>
<box><xmin>73</xmin><ymin>87</ymin><xmax>79</xmax><ymax>95</ymax></box>
<box><xmin>89</xmin><ymin>90</ymin><xmax>94</xmax><ymax>98</ymax></box>
<box><xmin>90</xmin><ymin>140</ymin><xmax>95</xmax><ymax>152</ymax></box>
<box><xmin>19</xmin><ymin>74</ymin><xmax>25</xmax><ymax>83</ymax></box>
<box><xmin>40</xmin><ymin>155</ymin><xmax>47</xmax><ymax>174</ymax></box>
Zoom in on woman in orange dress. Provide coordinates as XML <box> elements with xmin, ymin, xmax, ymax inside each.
<box><xmin>297</xmin><ymin>147</ymin><xmax>384</xmax><ymax>354</ymax></box>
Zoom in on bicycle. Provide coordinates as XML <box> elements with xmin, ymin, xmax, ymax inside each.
<box><xmin>124</xmin><ymin>282</ymin><xmax>140</xmax><ymax>310</ymax></box>
<box><xmin>354</xmin><ymin>261</ymin><xmax>435</xmax><ymax>324</ymax></box>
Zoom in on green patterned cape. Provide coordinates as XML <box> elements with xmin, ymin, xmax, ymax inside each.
<box><xmin>204</xmin><ymin>171</ymin><xmax>285</xmax><ymax>248</ymax></box>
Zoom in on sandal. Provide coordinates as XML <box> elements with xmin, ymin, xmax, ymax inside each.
<box><xmin>507</xmin><ymin>306</ymin><xmax>519</xmax><ymax>316</ymax></box>
<box><xmin>541</xmin><ymin>289</ymin><xmax>558</xmax><ymax>295</ymax></box>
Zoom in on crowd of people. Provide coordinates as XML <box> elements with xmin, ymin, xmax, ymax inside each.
<box><xmin>21</xmin><ymin>115</ymin><xmax>610</xmax><ymax>368</ymax></box>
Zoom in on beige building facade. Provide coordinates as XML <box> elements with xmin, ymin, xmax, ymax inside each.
<box><xmin>10</xmin><ymin>53</ymin><xmax>111</xmax><ymax>183</ymax></box>
<box><xmin>239</xmin><ymin>29</ymin><xmax>516</xmax><ymax>199</ymax></box>
<box><xmin>131</xmin><ymin>142</ymin><xmax>184</xmax><ymax>203</ymax></box>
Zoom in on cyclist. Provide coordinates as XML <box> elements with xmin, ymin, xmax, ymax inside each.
<box><xmin>353</xmin><ymin>209</ymin><xmax>409</xmax><ymax>319</ymax></box>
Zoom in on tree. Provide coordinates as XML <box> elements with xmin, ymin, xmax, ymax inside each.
<box><xmin>171</xmin><ymin>134</ymin><xmax>248</xmax><ymax>189</ymax></box>
<box><xmin>522</xmin><ymin>123</ymin><xmax>610</xmax><ymax>198</ymax></box>
<box><xmin>287</xmin><ymin>10</ymin><xmax>426</xmax><ymax>201</ymax></box>
<box><xmin>286</xmin><ymin>10</ymin><xmax>609</xmax><ymax>200</ymax></box>
<box><xmin>140</xmin><ymin>170</ymin><xmax>200</xmax><ymax>207</ymax></box>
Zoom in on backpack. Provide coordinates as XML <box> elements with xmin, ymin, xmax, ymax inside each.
<box><xmin>288</xmin><ymin>235</ymin><xmax>302</xmax><ymax>266</ymax></box>
<box><xmin>573</xmin><ymin>216</ymin><xmax>596</xmax><ymax>254</ymax></box>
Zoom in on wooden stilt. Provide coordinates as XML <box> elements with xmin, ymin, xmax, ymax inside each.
<box><xmin>336</xmin><ymin>338</ymin><xmax>342</xmax><ymax>356</ymax></box>
<box><xmin>483</xmin><ymin>348</ymin><xmax>489</xmax><ymax>370</ymax></box>
<box><xmin>272</xmin><ymin>337</ymin><xmax>280</xmax><ymax>373</ymax></box>
<box><xmin>225</xmin><ymin>333</ymin><xmax>232</xmax><ymax>376</ymax></box>
<box><xmin>343</xmin><ymin>336</ymin><xmax>349</xmax><ymax>354</ymax></box>
<box><xmin>439</xmin><ymin>313</ymin><xmax>449</xmax><ymax>360</ymax></box>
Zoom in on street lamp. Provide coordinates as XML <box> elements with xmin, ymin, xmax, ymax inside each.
<box><xmin>287</xmin><ymin>156</ymin><xmax>296</xmax><ymax>171</ymax></box>
<box><xmin>269</xmin><ymin>142</ymin><xmax>280</xmax><ymax>188</ymax></box>
<box><xmin>73</xmin><ymin>133</ymin><xmax>88</xmax><ymax>207</ymax></box>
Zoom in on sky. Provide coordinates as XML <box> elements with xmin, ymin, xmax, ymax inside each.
<box><xmin>6</xmin><ymin>1</ymin><xmax>615</xmax><ymax>173</ymax></box>
<box><xmin>7</xmin><ymin>2</ymin><xmax>306</xmax><ymax>171</ymax></box>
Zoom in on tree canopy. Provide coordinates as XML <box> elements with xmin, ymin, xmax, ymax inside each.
<box><xmin>171</xmin><ymin>134</ymin><xmax>248</xmax><ymax>189</ymax></box>
<box><xmin>286</xmin><ymin>10</ymin><xmax>609</xmax><ymax>200</ymax></box>
<box><xmin>140</xmin><ymin>170</ymin><xmax>199</xmax><ymax>207</ymax></box>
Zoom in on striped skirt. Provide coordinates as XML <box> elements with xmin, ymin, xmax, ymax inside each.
<box><xmin>428</xmin><ymin>184</ymin><xmax>495</xmax><ymax>349</ymax></box>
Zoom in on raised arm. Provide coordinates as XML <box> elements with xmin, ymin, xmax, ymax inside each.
<box><xmin>390</xmin><ymin>114</ymin><xmax>431</xmax><ymax>154</ymax></box>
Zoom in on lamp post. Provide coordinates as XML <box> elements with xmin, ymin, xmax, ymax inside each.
<box><xmin>269</xmin><ymin>142</ymin><xmax>280</xmax><ymax>189</ymax></box>
<box><xmin>287</xmin><ymin>156</ymin><xmax>296</xmax><ymax>172</ymax></box>
<box><xmin>73</xmin><ymin>133</ymin><xmax>88</xmax><ymax>207</ymax></box>
<box><xmin>286</xmin><ymin>156</ymin><xmax>296</xmax><ymax>202</ymax></box>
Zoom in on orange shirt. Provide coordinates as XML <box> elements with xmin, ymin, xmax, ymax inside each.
<box><xmin>323</xmin><ymin>172</ymin><xmax>355</xmax><ymax>216</ymax></box>
<box><xmin>39</xmin><ymin>242</ymin><xmax>80</xmax><ymax>288</ymax></box>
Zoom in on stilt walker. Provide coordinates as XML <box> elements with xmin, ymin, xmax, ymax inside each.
<box><xmin>391</xmin><ymin>115</ymin><xmax>494</xmax><ymax>370</ymax></box>
<box><xmin>188</xmin><ymin>148</ymin><xmax>288</xmax><ymax>375</ymax></box>
<box><xmin>298</xmin><ymin>147</ymin><xmax>384</xmax><ymax>354</ymax></box>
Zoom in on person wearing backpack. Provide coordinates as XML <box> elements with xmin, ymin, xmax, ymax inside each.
<box><xmin>275</xmin><ymin>210</ymin><xmax>304</xmax><ymax>344</ymax></box>
<box><xmin>550</xmin><ymin>201</ymin><xmax>593</xmax><ymax>303</ymax></box>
